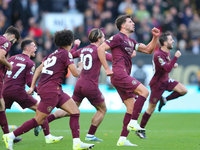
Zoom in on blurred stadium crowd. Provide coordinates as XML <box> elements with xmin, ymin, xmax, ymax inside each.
<box><xmin>0</xmin><ymin>0</ymin><xmax>199</xmax><ymax>78</ymax></box>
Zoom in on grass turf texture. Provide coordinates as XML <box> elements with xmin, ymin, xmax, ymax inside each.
<box><xmin>0</xmin><ymin>113</ymin><xmax>199</xmax><ymax>150</ymax></box>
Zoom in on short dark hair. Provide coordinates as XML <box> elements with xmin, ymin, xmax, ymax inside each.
<box><xmin>5</xmin><ymin>25</ymin><xmax>21</xmax><ymax>42</ymax></box>
<box><xmin>53</xmin><ymin>29</ymin><xmax>74</xmax><ymax>47</ymax></box>
<box><xmin>21</xmin><ymin>39</ymin><xmax>33</xmax><ymax>50</ymax></box>
<box><xmin>115</xmin><ymin>14</ymin><xmax>132</xmax><ymax>31</ymax></box>
<box><xmin>159</xmin><ymin>32</ymin><xmax>171</xmax><ymax>46</ymax></box>
<box><xmin>88</xmin><ymin>28</ymin><xmax>103</xmax><ymax>43</ymax></box>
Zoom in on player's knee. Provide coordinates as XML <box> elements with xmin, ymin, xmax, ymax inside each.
<box><xmin>182</xmin><ymin>88</ymin><xmax>187</xmax><ymax>95</ymax></box>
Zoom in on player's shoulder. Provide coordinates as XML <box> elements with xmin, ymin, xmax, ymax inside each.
<box><xmin>106</xmin><ymin>33</ymin><xmax>121</xmax><ymax>43</ymax></box>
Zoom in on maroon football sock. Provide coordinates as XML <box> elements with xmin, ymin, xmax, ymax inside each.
<box><xmin>131</xmin><ymin>95</ymin><xmax>146</xmax><ymax>120</ymax></box>
<box><xmin>140</xmin><ymin>111</ymin><xmax>151</xmax><ymax>128</ymax></box>
<box><xmin>70</xmin><ymin>114</ymin><xmax>80</xmax><ymax>138</ymax></box>
<box><xmin>88</xmin><ymin>124</ymin><xmax>97</xmax><ymax>135</ymax></box>
<box><xmin>0</xmin><ymin>111</ymin><xmax>9</xmax><ymax>134</ymax></box>
<box><xmin>14</xmin><ymin>118</ymin><xmax>38</xmax><ymax>137</ymax></box>
<box><xmin>47</xmin><ymin>114</ymin><xmax>56</xmax><ymax>123</ymax></box>
<box><xmin>41</xmin><ymin>118</ymin><xmax>50</xmax><ymax>136</ymax></box>
<box><xmin>166</xmin><ymin>91</ymin><xmax>182</xmax><ymax>101</ymax></box>
<box><xmin>120</xmin><ymin>113</ymin><xmax>131</xmax><ymax>137</ymax></box>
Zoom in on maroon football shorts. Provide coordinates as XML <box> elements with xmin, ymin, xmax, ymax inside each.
<box><xmin>37</xmin><ymin>90</ymin><xmax>71</xmax><ymax>115</ymax></box>
<box><xmin>3</xmin><ymin>89</ymin><xmax>38</xmax><ymax>109</ymax></box>
<box><xmin>111</xmin><ymin>75</ymin><xmax>139</xmax><ymax>101</ymax></box>
<box><xmin>72</xmin><ymin>81</ymin><xmax>104</xmax><ymax>106</ymax></box>
<box><xmin>149</xmin><ymin>80</ymin><xmax>179</xmax><ymax>104</ymax></box>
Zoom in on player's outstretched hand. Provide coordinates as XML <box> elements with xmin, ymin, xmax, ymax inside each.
<box><xmin>174</xmin><ymin>63</ymin><xmax>178</xmax><ymax>68</ymax></box>
<box><xmin>151</xmin><ymin>27</ymin><xmax>160</xmax><ymax>37</ymax></box>
<box><xmin>27</xmin><ymin>88</ymin><xmax>34</xmax><ymax>95</ymax></box>
<box><xmin>131</xmin><ymin>50</ymin><xmax>136</xmax><ymax>57</ymax></box>
<box><xmin>106</xmin><ymin>68</ymin><xmax>113</xmax><ymax>76</ymax></box>
<box><xmin>74</xmin><ymin>39</ymin><xmax>81</xmax><ymax>47</ymax></box>
<box><xmin>77</xmin><ymin>61</ymin><xmax>83</xmax><ymax>68</ymax></box>
<box><xmin>175</xmin><ymin>50</ymin><xmax>181</xmax><ymax>58</ymax></box>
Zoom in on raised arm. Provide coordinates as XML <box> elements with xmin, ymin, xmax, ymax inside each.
<box><xmin>137</xmin><ymin>27</ymin><xmax>160</xmax><ymax>54</ymax></box>
<box><xmin>97</xmin><ymin>42</ymin><xmax>113</xmax><ymax>76</ymax></box>
<box><xmin>27</xmin><ymin>63</ymin><xmax>43</xmax><ymax>95</ymax></box>
<box><xmin>68</xmin><ymin>61</ymin><xmax>83</xmax><ymax>77</ymax></box>
<box><xmin>0</xmin><ymin>49</ymin><xmax>12</xmax><ymax>70</ymax></box>
<box><xmin>70</xmin><ymin>39</ymin><xmax>81</xmax><ymax>54</ymax></box>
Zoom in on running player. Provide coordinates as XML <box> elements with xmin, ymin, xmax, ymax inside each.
<box><xmin>0</xmin><ymin>26</ymin><xmax>21</xmax><ymax>143</ymax></box>
<box><xmin>3</xmin><ymin>39</ymin><xmax>63</xmax><ymax>143</ymax></box>
<box><xmin>2</xmin><ymin>29</ymin><xmax>94</xmax><ymax>150</ymax></box>
<box><xmin>136</xmin><ymin>32</ymin><xmax>187</xmax><ymax>139</ymax></box>
<box><xmin>97</xmin><ymin>14</ymin><xmax>160</xmax><ymax>146</ymax></box>
<box><xmin>44</xmin><ymin>28</ymin><xmax>112</xmax><ymax>142</ymax></box>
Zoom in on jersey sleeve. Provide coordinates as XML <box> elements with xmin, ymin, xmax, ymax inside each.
<box><xmin>72</xmin><ymin>49</ymin><xmax>81</xmax><ymax>59</ymax></box>
<box><xmin>130</xmin><ymin>38</ymin><xmax>140</xmax><ymax>51</ymax></box>
<box><xmin>0</xmin><ymin>41</ymin><xmax>11</xmax><ymax>52</ymax></box>
<box><xmin>70</xmin><ymin>44</ymin><xmax>79</xmax><ymax>54</ymax></box>
<box><xmin>64</xmin><ymin>51</ymin><xmax>74</xmax><ymax>67</ymax></box>
<box><xmin>155</xmin><ymin>53</ymin><xmax>178</xmax><ymax>73</ymax></box>
<box><xmin>105</xmin><ymin>35</ymin><xmax>121</xmax><ymax>49</ymax></box>
<box><xmin>105</xmin><ymin>52</ymin><xmax>112</xmax><ymax>62</ymax></box>
<box><xmin>25</xmin><ymin>62</ymin><xmax>37</xmax><ymax>92</ymax></box>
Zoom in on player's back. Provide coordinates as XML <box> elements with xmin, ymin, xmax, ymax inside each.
<box><xmin>3</xmin><ymin>54</ymin><xmax>35</xmax><ymax>90</ymax></box>
<box><xmin>38</xmin><ymin>48</ymin><xmax>74</xmax><ymax>92</ymax></box>
<box><xmin>73</xmin><ymin>44</ymin><xmax>102</xmax><ymax>85</ymax></box>
<box><xmin>149</xmin><ymin>49</ymin><xmax>171</xmax><ymax>87</ymax></box>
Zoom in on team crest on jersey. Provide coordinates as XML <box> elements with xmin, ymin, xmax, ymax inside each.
<box><xmin>68</xmin><ymin>52</ymin><xmax>73</xmax><ymax>59</ymax></box>
<box><xmin>2</xmin><ymin>42</ymin><xmax>8</xmax><ymax>49</ymax></box>
<box><xmin>166</xmin><ymin>56</ymin><xmax>170</xmax><ymax>61</ymax></box>
<box><xmin>47</xmin><ymin>106</ymin><xmax>53</xmax><ymax>112</ymax></box>
<box><xmin>153</xmin><ymin>98</ymin><xmax>157</xmax><ymax>102</ymax></box>
<box><xmin>132</xmin><ymin>80</ymin><xmax>137</xmax><ymax>85</ymax></box>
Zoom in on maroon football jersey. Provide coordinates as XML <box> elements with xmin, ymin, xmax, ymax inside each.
<box><xmin>72</xmin><ymin>44</ymin><xmax>112</xmax><ymax>86</ymax></box>
<box><xmin>0</xmin><ymin>35</ymin><xmax>11</xmax><ymax>80</ymax></box>
<box><xmin>105</xmin><ymin>32</ymin><xmax>139</xmax><ymax>77</ymax></box>
<box><xmin>149</xmin><ymin>48</ymin><xmax>178</xmax><ymax>88</ymax></box>
<box><xmin>38</xmin><ymin>48</ymin><xmax>74</xmax><ymax>94</ymax></box>
<box><xmin>3</xmin><ymin>54</ymin><xmax>36</xmax><ymax>90</ymax></box>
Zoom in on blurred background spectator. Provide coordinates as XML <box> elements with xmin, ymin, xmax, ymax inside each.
<box><xmin>0</xmin><ymin>0</ymin><xmax>199</xmax><ymax>85</ymax></box>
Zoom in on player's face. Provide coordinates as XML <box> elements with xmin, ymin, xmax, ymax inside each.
<box><xmin>29</xmin><ymin>42</ymin><xmax>37</xmax><ymax>57</ymax></box>
<box><xmin>9</xmin><ymin>35</ymin><xmax>17</xmax><ymax>45</ymax></box>
<box><xmin>166</xmin><ymin>35</ymin><xmax>174</xmax><ymax>49</ymax></box>
<box><xmin>123</xmin><ymin>18</ymin><xmax>135</xmax><ymax>33</ymax></box>
<box><xmin>99</xmin><ymin>33</ymin><xmax>105</xmax><ymax>45</ymax></box>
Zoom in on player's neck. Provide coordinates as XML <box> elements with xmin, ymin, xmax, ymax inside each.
<box><xmin>62</xmin><ymin>45</ymin><xmax>71</xmax><ymax>51</ymax></box>
<box><xmin>22</xmin><ymin>52</ymin><xmax>31</xmax><ymax>58</ymax></box>
<box><xmin>91</xmin><ymin>42</ymin><xmax>100</xmax><ymax>47</ymax></box>
<box><xmin>161</xmin><ymin>47</ymin><xmax>169</xmax><ymax>53</ymax></box>
<box><xmin>120</xmin><ymin>30</ymin><xmax>130</xmax><ymax>37</ymax></box>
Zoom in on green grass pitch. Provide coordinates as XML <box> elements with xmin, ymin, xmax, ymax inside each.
<box><xmin>0</xmin><ymin>113</ymin><xmax>199</xmax><ymax>150</ymax></box>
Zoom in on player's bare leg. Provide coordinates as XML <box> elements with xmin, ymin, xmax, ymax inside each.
<box><xmin>60</xmin><ymin>98</ymin><xmax>94</xmax><ymax>150</ymax></box>
<box><xmin>86</xmin><ymin>101</ymin><xmax>107</xmax><ymax>141</ymax></box>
